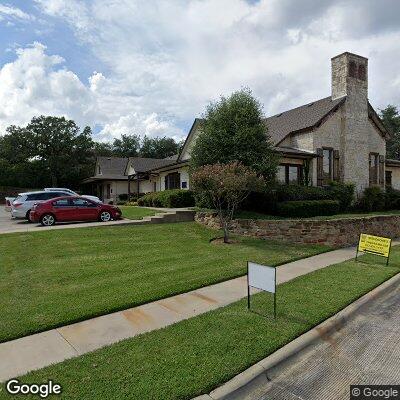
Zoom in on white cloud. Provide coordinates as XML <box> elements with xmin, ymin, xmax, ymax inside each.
<box><xmin>0</xmin><ymin>42</ymin><xmax>182</xmax><ymax>141</ymax></box>
<box><xmin>0</xmin><ymin>3</ymin><xmax>35</xmax><ymax>22</ymax></box>
<box><xmin>2</xmin><ymin>0</ymin><xmax>400</xmax><ymax>141</ymax></box>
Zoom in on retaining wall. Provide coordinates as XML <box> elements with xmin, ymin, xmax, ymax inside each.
<box><xmin>195</xmin><ymin>212</ymin><xmax>400</xmax><ymax>247</ymax></box>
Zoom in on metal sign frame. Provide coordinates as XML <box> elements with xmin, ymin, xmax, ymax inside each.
<box><xmin>355</xmin><ymin>233</ymin><xmax>392</xmax><ymax>266</ymax></box>
<box><xmin>247</xmin><ymin>261</ymin><xmax>277</xmax><ymax>319</ymax></box>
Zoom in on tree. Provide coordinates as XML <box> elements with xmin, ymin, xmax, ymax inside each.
<box><xmin>191</xmin><ymin>162</ymin><xmax>262</xmax><ymax>243</ymax></box>
<box><xmin>26</xmin><ymin>116</ymin><xmax>94</xmax><ymax>187</ymax></box>
<box><xmin>112</xmin><ymin>134</ymin><xmax>141</xmax><ymax>157</ymax></box>
<box><xmin>93</xmin><ymin>141</ymin><xmax>114</xmax><ymax>157</ymax></box>
<box><xmin>380</xmin><ymin>105</ymin><xmax>400</xmax><ymax>159</ymax></box>
<box><xmin>140</xmin><ymin>136</ymin><xmax>180</xmax><ymax>159</ymax></box>
<box><xmin>190</xmin><ymin>88</ymin><xmax>278</xmax><ymax>180</ymax></box>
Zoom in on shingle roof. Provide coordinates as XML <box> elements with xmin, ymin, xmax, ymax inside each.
<box><xmin>128</xmin><ymin>157</ymin><xmax>175</xmax><ymax>173</ymax></box>
<box><xmin>265</xmin><ymin>96</ymin><xmax>346</xmax><ymax>145</ymax></box>
<box><xmin>96</xmin><ymin>157</ymin><xmax>128</xmax><ymax>177</ymax></box>
<box><xmin>274</xmin><ymin>146</ymin><xmax>317</xmax><ymax>157</ymax></box>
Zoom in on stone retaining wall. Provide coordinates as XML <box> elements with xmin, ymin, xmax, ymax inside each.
<box><xmin>195</xmin><ymin>212</ymin><xmax>400</xmax><ymax>247</ymax></box>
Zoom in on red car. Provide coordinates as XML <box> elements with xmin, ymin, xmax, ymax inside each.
<box><xmin>30</xmin><ymin>196</ymin><xmax>122</xmax><ymax>226</ymax></box>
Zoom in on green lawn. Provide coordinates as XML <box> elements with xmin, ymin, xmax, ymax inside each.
<box><xmin>0</xmin><ymin>222</ymin><xmax>328</xmax><ymax>342</ymax></box>
<box><xmin>3</xmin><ymin>250</ymin><xmax>398</xmax><ymax>400</ymax></box>
<box><xmin>119</xmin><ymin>205</ymin><xmax>161</xmax><ymax>220</ymax></box>
<box><xmin>234</xmin><ymin>209</ymin><xmax>400</xmax><ymax>220</ymax></box>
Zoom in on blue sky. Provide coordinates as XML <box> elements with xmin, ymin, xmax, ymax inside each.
<box><xmin>1</xmin><ymin>0</ymin><xmax>400</xmax><ymax>142</ymax></box>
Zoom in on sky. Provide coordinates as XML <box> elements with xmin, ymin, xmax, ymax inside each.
<box><xmin>0</xmin><ymin>0</ymin><xmax>400</xmax><ymax>142</ymax></box>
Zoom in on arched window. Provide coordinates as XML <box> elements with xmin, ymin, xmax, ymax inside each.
<box><xmin>349</xmin><ymin>61</ymin><xmax>357</xmax><ymax>78</ymax></box>
<box><xmin>358</xmin><ymin>64</ymin><xmax>366</xmax><ymax>81</ymax></box>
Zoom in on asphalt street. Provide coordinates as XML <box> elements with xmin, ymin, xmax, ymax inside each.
<box><xmin>255</xmin><ymin>281</ymin><xmax>400</xmax><ymax>400</ymax></box>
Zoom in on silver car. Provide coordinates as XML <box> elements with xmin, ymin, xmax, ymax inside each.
<box><xmin>44</xmin><ymin>188</ymin><xmax>101</xmax><ymax>203</ymax></box>
<box><xmin>11</xmin><ymin>191</ymin><xmax>74</xmax><ymax>221</ymax></box>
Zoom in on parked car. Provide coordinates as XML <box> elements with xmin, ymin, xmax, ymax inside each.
<box><xmin>44</xmin><ymin>188</ymin><xmax>101</xmax><ymax>203</ymax></box>
<box><xmin>11</xmin><ymin>191</ymin><xmax>75</xmax><ymax>221</ymax></box>
<box><xmin>29</xmin><ymin>196</ymin><xmax>122</xmax><ymax>226</ymax></box>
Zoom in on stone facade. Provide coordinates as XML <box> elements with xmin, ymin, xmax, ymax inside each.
<box><xmin>195</xmin><ymin>212</ymin><xmax>400</xmax><ymax>247</ymax></box>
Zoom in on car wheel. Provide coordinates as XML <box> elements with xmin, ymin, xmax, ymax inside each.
<box><xmin>26</xmin><ymin>210</ymin><xmax>32</xmax><ymax>223</ymax></box>
<box><xmin>99</xmin><ymin>211</ymin><xmax>111</xmax><ymax>222</ymax></box>
<box><xmin>40</xmin><ymin>214</ymin><xmax>56</xmax><ymax>226</ymax></box>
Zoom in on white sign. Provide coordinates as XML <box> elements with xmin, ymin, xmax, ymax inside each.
<box><xmin>248</xmin><ymin>262</ymin><xmax>276</xmax><ymax>293</ymax></box>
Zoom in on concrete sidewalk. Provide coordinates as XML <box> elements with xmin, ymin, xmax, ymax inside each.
<box><xmin>0</xmin><ymin>245</ymin><xmax>383</xmax><ymax>382</ymax></box>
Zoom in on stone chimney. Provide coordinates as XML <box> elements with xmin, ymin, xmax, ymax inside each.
<box><xmin>331</xmin><ymin>52</ymin><xmax>368</xmax><ymax>101</ymax></box>
<box><xmin>331</xmin><ymin>52</ymin><xmax>370</xmax><ymax>192</ymax></box>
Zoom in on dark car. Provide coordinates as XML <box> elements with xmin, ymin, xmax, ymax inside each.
<box><xmin>30</xmin><ymin>196</ymin><xmax>122</xmax><ymax>226</ymax></box>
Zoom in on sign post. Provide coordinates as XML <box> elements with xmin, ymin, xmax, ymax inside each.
<box><xmin>356</xmin><ymin>233</ymin><xmax>392</xmax><ymax>265</ymax></box>
<box><xmin>247</xmin><ymin>261</ymin><xmax>277</xmax><ymax>318</ymax></box>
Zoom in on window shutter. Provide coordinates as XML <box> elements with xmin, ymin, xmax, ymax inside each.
<box><xmin>333</xmin><ymin>150</ymin><xmax>340</xmax><ymax>182</ymax></box>
<box><xmin>379</xmin><ymin>155</ymin><xmax>385</xmax><ymax>187</ymax></box>
<box><xmin>316</xmin><ymin>148</ymin><xmax>323</xmax><ymax>186</ymax></box>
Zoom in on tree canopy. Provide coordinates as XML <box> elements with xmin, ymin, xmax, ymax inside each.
<box><xmin>190</xmin><ymin>88</ymin><xmax>278</xmax><ymax>180</ymax></box>
<box><xmin>0</xmin><ymin>116</ymin><xmax>183</xmax><ymax>189</ymax></box>
<box><xmin>380</xmin><ymin>105</ymin><xmax>400</xmax><ymax>160</ymax></box>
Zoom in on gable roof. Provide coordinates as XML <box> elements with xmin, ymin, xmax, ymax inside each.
<box><xmin>126</xmin><ymin>157</ymin><xmax>176</xmax><ymax>175</ymax></box>
<box><xmin>265</xmin><ymin>96</ymin><xmax>346</xmax><ymax>145</ymax></box>
<box><xmin>96</xmin><ymin>156</ymin><xmax>128</xmax><ymax>177</ymax></box>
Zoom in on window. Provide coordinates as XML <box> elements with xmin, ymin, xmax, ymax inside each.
<box><xmin>279</xmin><ymin>164</ymin><xmax>303</xmax><ymax>185</ymax></box>
<box><xmin>369</xmin><ymin>153</ymin><xmax>379</xmax><ymax>185</ymax></box>
<box><xmin>106</xmin><ymin>184</ymin><xmax>111</xmax><ymax>198</ymax></box>
<box><xmin>72</xmin><ymin>198</ymin><xmax>96</xmax><ymax>207</ymax></box>
<box><xmin>98</xmin><ymin>165</ymin><xmax>101</xmax><ymax>175</ymax></box>
<box><xmin>53</xmin><ymin>199</ymin><xmax>70</xmax><ymax>207</ymax></box>
<box><xmin>385</xmin><ymin>171</ymin><xmax>392</xmax><ymax>188</ymax></box>
<box><xmin>322</xmin><ymin>148</ymin><xmax>333</xmax><ymax>185</ymax></box>
<box><xmin>165</xmin><ymin>172</ymin><xmax>180</xmax><ymax>190</ymax></box>
<box><xmin>181</xmin><ymin>181</ymin><xmax>187</xmax><ymax>189</ymax></box>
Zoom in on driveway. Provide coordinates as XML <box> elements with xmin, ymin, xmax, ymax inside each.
<box><xmin>0</xmin><ymin>206</ymin><xmax>133</xmax><ymax>234</ymax></box>
<box><xmin>255</xmin><ymin>281</ymin><xmax>400</xmax><ymax>400</ymax></box>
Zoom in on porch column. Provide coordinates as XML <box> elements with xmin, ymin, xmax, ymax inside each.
<box><xmin>128</xmin><ymin>175</ymin><xmax>131</xmax><ymax>200</ymax></box>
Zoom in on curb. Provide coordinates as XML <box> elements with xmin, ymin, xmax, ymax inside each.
<box><xmin>193</xmin><ymin>272</ymin><xmax>400</xmax><ymax>400</ymax></box>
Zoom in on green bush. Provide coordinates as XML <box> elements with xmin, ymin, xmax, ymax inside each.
<box><xmin>118</xmin><ymin>193</ymin><xmax>128</xmax><ymax>201</ymax></box>
<box><xmin>276</xmin><ymin>200</ymin><xmax>340</xmax><ymax>218</ymax></box>
<box><xmin>275</xmin><ymin>184</ymin><xmax>331</xmax><ymax>202</ymax></box>
<box><xmin>384</xmin><ymin>187</ymin><xmax>400</xmax><ymax>210</ymax></box>
<box><xmin>326</xmin><ymin>181</ymin><xmax>355</xmax><ymax>211</ymax></box>
<box><xmin>138</xmin><ymin>190</ymin><xmax>195</xmax><ymax>208</ymax></box>
<box><xmin>356</xmin><ymin>187</ymin><xmax>386</xmax><ymax>212</ymax></box>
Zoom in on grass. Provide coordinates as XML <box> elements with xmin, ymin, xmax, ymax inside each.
<box><xmin>0</xmin><ymin>222</ymin><xmax>328</xmax><ymax>342</ymax></box>
<box><xmin>119</xmin><ymin>205</ymin><xmax>160</xmax><ymax>220</ymax></box>
<box><xmin>234</xmin><ymin>209</ymin><xmax>400</xmax><ymax>220</ymax></box>
<box><xmin>2</xmin><ymin>250</ymin><xmax>398</xmax><ymax>400</ymax></box>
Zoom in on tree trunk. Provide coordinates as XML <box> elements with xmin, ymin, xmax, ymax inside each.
<box><xmin>223</xmin><ymin>221</ymin><xmax>229</xmax><ymax>243</ymax></box>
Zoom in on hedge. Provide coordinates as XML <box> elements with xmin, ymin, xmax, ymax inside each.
<box><xmin>276</xmin><ymin>200</ymin><xmax>340</xmax><ymax>218</ymax></box>
<box><xmin>240</xmin><ymin>182</ymin><xmax>354</xmax><ymax>215</ymax></box>
<box><xmin>138</xmin><ymin>190</ymin><xmax>195</xmax><ymax>208</ymax></box>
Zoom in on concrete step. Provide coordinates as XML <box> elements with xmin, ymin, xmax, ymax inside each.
<box><xmin>140</xmin><ymin>210</ymin><xmax>195</xmax><ymax>224</ymax></box>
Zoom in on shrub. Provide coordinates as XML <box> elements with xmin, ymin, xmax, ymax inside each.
<box><xmin>275</xmin><ymin>184</ymin><xmax>331</xmax><ymax>202</ymax></box>
<box><xmin>137</xmin><ymin>190</ymin><xmax>195</xmax><ymax>208</ymax></box>
<box><xmin>118</xmin><ymin>193</ymin><xmax>128</xmax><ymax>201</ymax></box>
<box><xmin>326</xmin><ymin>181</ymin><xmax>355</xmax><ymax>211</ymax></box>
<box><xmin>356</xmin><ymin>187</ymin><xmax>386</xmax><ymax>212</ymax></box>
<box><xmin>116</xmin><ymin>200</ymin><xmax>127</xmax><ymax>205</ymax></box>
<box><xmin>384</xmin><ymin>187</ymin><xmax>400</xmax><ymax>210</ymax></box>
<box><xmin>276</xmin><ymin>200</ymin><xmax>340</xmax><ymax>218</ymax></box>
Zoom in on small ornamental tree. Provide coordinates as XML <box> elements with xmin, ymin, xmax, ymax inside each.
<box><xmin>191</xmin><ymin>162</ymin><xmax>263</xmax><ymax>243</ymax></box>
<box><xmin>190</xmin><ymin>87</ymin><xmax>278</xmax><ymax>180</ymax></box>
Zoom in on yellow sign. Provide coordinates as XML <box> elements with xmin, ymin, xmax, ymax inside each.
<box><xmin>358</xmin><ymin>234</ymin><xmax>392</xmax><ymax>258</ymax></box>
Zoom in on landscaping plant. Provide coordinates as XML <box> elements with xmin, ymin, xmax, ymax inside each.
<box><xmin>191</xmin><ymin>162</ymin><xmax>263</xmax><ymax>243</ymax></box>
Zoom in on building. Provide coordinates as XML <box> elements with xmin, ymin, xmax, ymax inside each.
<box><xmin>83</xmin><ymin>52</ymin><xmax>400</xmax><ymax>203</ymax></box>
